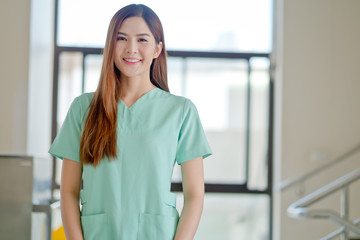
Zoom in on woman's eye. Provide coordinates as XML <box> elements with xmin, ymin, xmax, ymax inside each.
<box><xmin>139</xmin><ymin>38</ymin><xmax>148</xmax><ymax>42</ymax></box>
<box><xmin>117</xmin><ymin>36</ymin><xmax>126</xmax><ymax>41</ymax></box>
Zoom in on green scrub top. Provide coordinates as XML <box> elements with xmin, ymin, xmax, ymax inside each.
<box><xmin>49</xmin><ymin>87</ymin><xmax>212</xmax><ymax>240</ymax></box>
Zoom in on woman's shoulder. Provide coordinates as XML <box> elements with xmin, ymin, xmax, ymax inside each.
<box><xmin>73</xmin><ymin>92</ymin><xmax>94</xmax><ymax>107</ymax></box>
<box><xmin>66</xmin><ymin>92</ymin><xmax>94</xmax><ymax>116</ymax></box>
<box><xmin>156</xmin><ymin>88</ymin><xmax>191</xmax><ymax>107</ymax></box>
<box><xmin>75</xmin><ymin>92</ymin><xmax>94</xmax><ymax>102</ymax></box>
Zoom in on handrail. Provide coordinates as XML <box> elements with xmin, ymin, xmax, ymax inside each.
<box><xmin>276</xmin><ymin>143</ymin><xmax>360</xmax><ymax>191</ymax></box>
<box><xmin>287</xmin><ymin>168</ymin><xmax>360</xmax><ymax>236</ymax></box>
<box><xmin>321</xmin><ymin>217</ymin><xmax>360</xmax><ymax>240</ymax></box>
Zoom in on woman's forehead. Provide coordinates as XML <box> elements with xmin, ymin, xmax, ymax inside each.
<box><xmin>118</xmin><ymin>17</ymin><xmax>152</xmax><ymax>36</ymax></box>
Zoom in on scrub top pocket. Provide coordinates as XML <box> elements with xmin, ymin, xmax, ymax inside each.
<box><xmin>81</xmin><ymin>213</ymin><xmax>108</xmax><ymax>240</ymax></box>
<box><xmin>137</xmin><ymin>213</ymin><xmax>179</xmax><ymax>240</ymax></box>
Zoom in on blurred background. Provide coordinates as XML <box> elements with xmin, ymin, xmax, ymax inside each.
<box><xmin>0</xmin><ymin>0</ymin><xmax>360</xmax><ymax>239</ymax></box>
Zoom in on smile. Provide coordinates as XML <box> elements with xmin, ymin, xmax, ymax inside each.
<box><xmin>124</xmin><ymin>58</ymin><xmax>141</xmax><ymax>63</ymax></box>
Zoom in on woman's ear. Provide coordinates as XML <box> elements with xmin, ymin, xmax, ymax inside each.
<box><xmin>153</xmin><ymin>41</ymin><xmax>163</xmax><ymax>59</ymax></box>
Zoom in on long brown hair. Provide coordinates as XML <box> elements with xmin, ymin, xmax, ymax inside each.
<box><xmin>80</xmin><ymin>4</ymin><xmax>168</xmax><ymax>167</ymax></box>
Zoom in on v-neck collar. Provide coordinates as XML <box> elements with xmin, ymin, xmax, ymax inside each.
<box><xmin>119</xmin><ymin>87</ymin><xmax>159</xmax><ymax>110</ymax></box>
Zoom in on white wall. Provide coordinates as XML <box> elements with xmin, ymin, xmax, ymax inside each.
<box><xmin>273</xmin><ymin>0</ymin><xmax>360</xmax><ymax>239</ymax></box>
<box><xmin>0</xmin><ymin>0</ymin><xmax>54</xmax><ymax>156</ymax></box>
<box><xmin>0</xmin><ymin>0</ymin><xmax>31</xmax><ymax>154</ymax></box>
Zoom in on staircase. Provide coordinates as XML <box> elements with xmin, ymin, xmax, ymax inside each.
<box><xmin>277</xmin><ymin>144</ymin><xmax>360</xmax><ymax>240</ymax></box>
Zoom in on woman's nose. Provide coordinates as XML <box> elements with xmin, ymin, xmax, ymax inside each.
<box><xmin>126</xmin><ymin>40</ymin><xmax>138</xmax><ymax>54</ymax></box>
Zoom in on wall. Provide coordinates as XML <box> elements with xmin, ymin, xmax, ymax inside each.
<box><xmin>1</xmin><ymin>0</ymin><xmax>55</xmax><ymax>238</ymax></box>
<box><xmin>0</xmin><ymin>0</ymin><xmax>54</xmax><ymax>156</ymax></box>
<box><xmin>273</xmin><ymin>0</ymin><xmax>360</xmax><ymax>239</ymax></box>
<box><xmin>0</xmin><ymin>0</ymin><xmax>31</xmax><ymax>154</ymax></box>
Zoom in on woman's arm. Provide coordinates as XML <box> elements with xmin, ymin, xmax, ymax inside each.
<box><xmin>60</xmin><ymin>158</ymin><xmax>83</xmax><ymax>240</ymax></box>
<box><xmin>174</xmin><ymin>156</ymin><xmax>205</xmax><ymax>240</ymax></box>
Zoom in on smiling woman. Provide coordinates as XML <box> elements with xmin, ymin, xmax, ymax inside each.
<box><xmin>50</xmin><ymin>4</ymin><xmax>212</xmax><ymax>240</ymax></box>
<box><xmin>54</xmin><ymin>1</ymin><xmax>273</xmax><ymax>239</ymax></box>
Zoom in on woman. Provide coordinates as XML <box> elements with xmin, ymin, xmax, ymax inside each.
<box><xmin>49</xmin><ymin>4</ymin><xmax>212</xmax><ymax>240</ymax></box>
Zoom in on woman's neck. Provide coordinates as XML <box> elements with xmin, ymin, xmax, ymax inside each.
<box><xmin>119</xmin><ymin>77</ymin><xmax>156</xmax><ymax>102</ymax></box>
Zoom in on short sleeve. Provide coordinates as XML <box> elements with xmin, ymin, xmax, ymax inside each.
<box><xmin>48</xmin><ymin>97</ymin><xmax>83</xmax><ymax>162</ymax></box>
<box><xmin>175</xmin><ymin>99</ymin><xmax>213</xmax><ymax>165</ymax></box>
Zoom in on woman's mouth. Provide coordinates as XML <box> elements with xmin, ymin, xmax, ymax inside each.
<box><xmin>123</xmin><ymin>58</ymin><xmax>141</xmax><ymax>64</ymax></box>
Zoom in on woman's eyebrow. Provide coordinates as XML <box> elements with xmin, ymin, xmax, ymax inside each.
<box><xmin>117</xmin><ymin>32</ymin><xmax>151</xmax><ymax>37</ymax></box>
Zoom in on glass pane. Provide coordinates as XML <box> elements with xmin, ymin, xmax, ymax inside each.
<box><xmin>163</xmin><ymin>0</ymin><xmax>272</xmax><ymax>52</ymax></box>
<box><xmin>84</xmin><ymin>54</ymin><xmax>103</xmax><ymax>93</ymax></box>
<box><xmin>32</xmin><ymin>157</ymin><xmax>52</xmax><ymax>204</ymax></box>
<box><xmin>56</xmin><ymin>52</ymin><xmax>83</xmax><ymax>185</ymax></box>
<box><xmin>31</xmin><ymin>212</ymin><xmax>47</xmax><ymax>240</ymax></box>
<box><xmin>248</xmin><ymin>58</ymin><xmax>270</xmax><ymax>190</ymax></box>
<box><xmin>174</xmin><ymin>58</ymin><xmax>249</xmax><ymax>184</ymax></box>
<box><xmin>57</xmin><ymin>52</ymin><xmax>83</xmax><ymax>128</ymax></box>
<box><xmin>57</xmin><ymin>0</ymin><xmax>112</xmax><ymax>47</ymax></box>
<box><xmin>168</xmin><ymin>57</ymin><xmax>183</xmax><ymax>182</ymax></box>
<box><xmin>58</xmin><ymin>0</ymin><xmax>272</xmax><ymax>52</ymax></box>
<box><xmin>167</xmin><ymin>57</ymin><xmax>184</xmax><ymax>96</ymax></box>
<box><xmin>175</xmin><ymin>193</ymin><xmax>270</xmax><ymax>240</ymax></box>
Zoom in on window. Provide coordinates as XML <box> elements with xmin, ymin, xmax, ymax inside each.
<box><xmin>51</xmin><ymin>1</ymin><xmax>273</xmax><ymax>239</ymax></box>
<box><xmin>57</xmin><ymin>0</ymin><xmax>272</xmax><ymax>52</ymax></box>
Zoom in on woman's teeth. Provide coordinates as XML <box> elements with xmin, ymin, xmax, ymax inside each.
<box><xmin>124</xmin><ymin>58</ymin><xmax>140</xmax><ymax>62</ymax></box>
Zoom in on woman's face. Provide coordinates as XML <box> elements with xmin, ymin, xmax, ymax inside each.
<box><xmin>114</xmin><ymin>16</ymin><xmax>162</xmax><ymax>82</ymax></box>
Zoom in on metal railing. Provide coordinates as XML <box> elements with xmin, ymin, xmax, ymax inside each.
<box><xmin>287</xmin><ymin>168</ymin><xmax>360</xmax><ymax>240</ymax></box>
<box><xmin>276</xmin><ymin>143</ymin><xmax>360</xmax><ymax>191</ymax></box>
<box><xmin>321</xmin><ymin>217</ymin><xmax>360</xmax><ymax>240</ymax></box>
